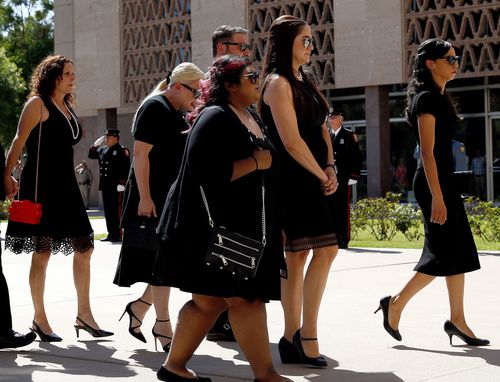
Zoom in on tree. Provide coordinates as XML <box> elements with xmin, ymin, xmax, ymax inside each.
<box><xmin>0</xmin><ymin>0</ymin><xmax>54</xmax><ymax>83</ymax></box>
<box><xmin>0</xmin><ymin>47</ymin><xmax>25</xmax><ymax>145</ymax></box>
<box><xmin>0</xmin><ymin>0</ymin><xmax>53</xmax><ymax>143</ymax></box>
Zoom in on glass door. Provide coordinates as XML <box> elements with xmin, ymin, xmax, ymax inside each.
<box><xmin>343</xmin><ymin>123</ymin><xmax>366</xmax><ymax>202</ymax></box>
<box><xmin>491</xmin><ymin>118</ymin><xmax>500</xmax><ymax>202</ymax></box>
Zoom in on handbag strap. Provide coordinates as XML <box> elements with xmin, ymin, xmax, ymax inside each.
<box><xmin>17</xmin><ymin>99</ymin><xmax>43</xmax><ymax>202</ymax></box>
<box><xmin>200</xmin><ymin>174</ymin><xmax>266</xmax><ymax>245</ymax></box>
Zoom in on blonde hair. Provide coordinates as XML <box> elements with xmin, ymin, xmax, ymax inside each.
<box><xmin>132</xmin><ymin>62</ymin><xmax>204</xmax><ymax>127</ymax></box>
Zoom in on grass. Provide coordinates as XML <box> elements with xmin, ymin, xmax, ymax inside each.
<box><xmin>350</xmin><ymin>225</ymin><xmax>500</xmax><ymax>251</ymax></box>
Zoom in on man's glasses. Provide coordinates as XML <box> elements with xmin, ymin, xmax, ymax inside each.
<box><xmin>180</xmin><ymin>83</ymin><xmax>200</xmax><ymax>98</ymax></box>
<box><xmin>242</xmin><ymin>71</ymin><xmax>260</xmax><ymax>84</ymax></box>
<box><xmin>438</xmin><ymin>55</ymin><xmax>462</xmax><ymax>65</ymax></box>
<box><xmin>303</xmin><ymin>37</ymin><xmax>315</xmax><ymax>49</ymax></box>
<box><xmin>222</xmin><ymin>42</ymin><xmax>251</xmax><ymax>52</ymax></box>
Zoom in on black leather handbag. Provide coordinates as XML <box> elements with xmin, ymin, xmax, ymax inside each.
<box><xmin>122</xmin><ymin>217</ymin><xmax>159</xmax><ymax>252</ymax></box>
<box><xmin>201</xmin><ymin>178</ymin><xmax>266</xmax><ymax>280</ymax></box>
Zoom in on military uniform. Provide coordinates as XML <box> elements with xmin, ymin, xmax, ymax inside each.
<box><xmin>89</xmin><ymin>137</ymin><xmax>130</xmax><ymax>241</ymax></box>
<box><xmin>327</xmin><ymin>126</ymin><xmax>361</xmax><ymax>249</ymax></box>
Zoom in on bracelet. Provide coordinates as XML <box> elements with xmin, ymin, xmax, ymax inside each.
<box><xmin>252</xmin><ymin>156</ymin><xmax>259</xmax><ymax>170</ymax></box>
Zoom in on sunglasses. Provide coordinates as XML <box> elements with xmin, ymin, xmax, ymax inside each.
<box><xmin>242</xmin><ymin>71</ymin><xmax>260</xmax><ymax>84</ymax></box>
<box><xmin>303</xmin><ymin>37</ymin><xmax>315</xmax><ymax>49</ymax></box>
<box><xmin>180</xmin><ymin>83</ymin><xmax>200</xmax><ymax>98</ymax></box>
<box><xmin>438</xmin><ymin>55</ymin><xmax>461</xmax><ymax>65</ymax></box>
<box><xmin>222</xmin><ymin>42</ymin><xmax>251</xmax><ymax>52</ymax></box>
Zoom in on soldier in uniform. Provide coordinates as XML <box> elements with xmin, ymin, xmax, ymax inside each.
<box><xmin>326</xmin><ymin>109</ymin><xmax>361</xmax><ymax>249</ymax></box>
<box><xmin>89</xmin><ymin>129</ymin><xmax>130</xmax><ymax>242</ymax></box>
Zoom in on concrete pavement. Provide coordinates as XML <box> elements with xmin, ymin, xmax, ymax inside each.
<box><xmin>1</xmin><ymin>218</ymin><xmax>499</xmax><ymax>381</ymax></box>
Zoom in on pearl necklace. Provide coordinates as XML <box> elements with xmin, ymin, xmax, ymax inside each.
<box><xmin>50</xmin><ymin>97</ymin><xmax>79</xmax><ymax>140</ymax></box>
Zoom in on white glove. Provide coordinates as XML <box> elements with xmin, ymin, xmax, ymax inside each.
<box><xmin>93</xmin><ymin>136</ymin><xmax>106</xmax><ymax>147</ymax></box>
<box><xmin>117</xmin><ymin>184</ymin><xmax>126</xmax><ymax>192</ymax></box>
<box><xmin>348</xmin><ymin>178</ymin><xmax>358</xmax><ymax>185</ymax></box>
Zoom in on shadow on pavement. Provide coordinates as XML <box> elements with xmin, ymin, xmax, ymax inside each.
<box><xmin>347</xmin><ymin>248</ymin><xmax>404</xmax><ymax>254</ymax></box>
<box><xmin>394</xmin><ymin>344</ymin><xmax>500</xmax><ymax>368</ymax></box>
<box><xmin>0</xmin><ymin>340</ymin><xmax>137</xmax><ymax>380</ymax></box>
<box><xmin>213</xmin><ymin>341</ymin><xmax>405</xmax><ymax>382</ymax></box>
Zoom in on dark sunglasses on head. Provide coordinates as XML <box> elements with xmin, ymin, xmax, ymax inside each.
<box><xmin>222</xmin><ymin>42</ymin><xmax>251</xmax><ymax>52</ymax></box>
<box><xmin>303</xmin><ymin>37</ymin><xmax>315</xmax><ymax>49</ymax></box>
<box><xmin>242</xmin><ymin>71</ymin><xmax>260</xmax><ymax>84</ymax></box>
<box><xmin>438</xmin><ymin>55</ymin><xmax>461</xmax><ymax>65</ymax></box>
<box><xmin>180</xmin><ymin>83</ymin><xmax>200</xmax><ymax>98</ymax></box>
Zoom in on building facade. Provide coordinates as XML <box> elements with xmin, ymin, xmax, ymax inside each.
<box><xmin>54</xmin><ymin>0</ymin><xmax>500</xmax><ymax>206</ymax></box>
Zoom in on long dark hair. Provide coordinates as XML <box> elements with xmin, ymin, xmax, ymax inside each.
<box><xmin>189</xmin><ymin>55</ymin><xmax>251</xmax><ymax>123</ymax></box>
<box><xmin>29</xmin><ymin>55</ymin><xmax>75</xmax><ymax>107</ymax></box>
<box><xmin>405</xmin><ymin>38</ymin><xmax>455</xmax><ymax>120</ymax></box>
<box><xmin>258</xmin><ymin>15</ymin><xmax>328</xmax><ymax>117</ymax></box>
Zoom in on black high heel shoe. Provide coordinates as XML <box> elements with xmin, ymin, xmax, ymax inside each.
<box><xmin>119</xmin><ymin>298</ymin><xmax>151</xmax><ymax>343</ymax></box>
<box><xmin>157</xmin><ymin>366</ymin><xmax>211</xmax><ymax>381</ymax></box>
<box><xmin>444</xmin><ymin>320</ymin><xmax>489</xmax><ymax>346</ymax></box>
<box><xmin>30</xmin><ymin>320</ymin><xmax>62</xmax><ymax>342</ymax></box>
<box><xmin>278</xmin><ymin>336</ymin><xmax>301</xmax><ymax>364</ymax></box>
<box><xmin>374</xmin><ymin>296</ymin><xmax>402</xmax><ymax>341</ymax></box>
<box><xmin>292</xmin><ymin>329</ymin><xmax>328</xmax><ymax>368</ymax></box>
<box><xmin>152</xmin><ymin>319</ymin><xmax>172</xmax><ymax>352</ymax></box>
<box><xmin>74</xmin><ymin>317</ymin><xmax>114</xmax><ymax>338</ymax></box>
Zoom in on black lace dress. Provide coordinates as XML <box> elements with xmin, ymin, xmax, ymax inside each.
<box><xmin>5</xmin><ymin>97</ymin><xmax>93</xmax><ymax>255</ymax></box>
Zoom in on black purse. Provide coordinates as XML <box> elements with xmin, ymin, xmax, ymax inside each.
<box><xmin>122</xmin><ymin>217</ymin><xmax>159</xmax><ymax>252</ymax></box>
<box><xmin>201</xmin><ymin>178</ymin><xmax>266</xmax><ymax>280</ymax></box>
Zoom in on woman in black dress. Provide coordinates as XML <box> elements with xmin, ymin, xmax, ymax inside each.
<box><xmin>375</xmin><ymin>39</ymin><xmax>489</xmax><ymax>346</ymax></box>
<box><xmin>3</xmin><ymin>55</ymin><xmax>112</xmax><ymax>341</ymax></box>
<box><xmin>152</xmin><ymin>55</ymin><xmax>291</xmax><ymax>382</ymax></box>
<box><xmin>114</xmin><ymin>62</ymin><xmax>204</xmax><ymax>352</ymax></box>
<box><xmin>259</xmin><ymin>15</ymin><xmax>338</xmax><ymax>367</ymax></box>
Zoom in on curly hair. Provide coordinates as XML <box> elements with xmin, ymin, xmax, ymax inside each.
<box><xmin>28</xmin><ymin>55</ymin><xmax>75</xmax><ymax>106</ymax></box>
<box><xmin>189</xmin><ymin>55</ymin><xmax>251</xmax><ymax>123</ymax></box>
<box><xmin>405</xmin><ymin>38</ymin><xmax>455</xmax><ymax>120</ymax></box>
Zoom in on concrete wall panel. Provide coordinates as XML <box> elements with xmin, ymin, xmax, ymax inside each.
<box><xmin>191</xmin><ymin>0</ymin><xmax>247</xmax><ymax>73</ymax></box>
<box><xmin>334</xmin><ymin>0</ymin><xmax>404</xmax><ymax>88</ymax></box>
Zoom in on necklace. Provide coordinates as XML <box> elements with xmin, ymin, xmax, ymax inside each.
<box><xmin>51</xmin><ymin>97</ymin><xmax>79</xmax><ymax>140</ymax></box>
<box><xmin>293</xmin><ymin>69</ymin><xmax>303</xmax><ymax>81</ymax></box>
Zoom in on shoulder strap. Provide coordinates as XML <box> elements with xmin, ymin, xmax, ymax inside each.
<box><xmin>200</xmin><ymin>174</ymin><xmax>266</xmax><ymax>245</ymax></box>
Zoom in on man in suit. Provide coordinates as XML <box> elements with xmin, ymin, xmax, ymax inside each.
<box><xmin>0</xmin><ymin>144</ymin><xmax>36</xmax><ymax>349</ymax></box>
<box><xmin>327</xmin><ymin>109</ymin><xmax>361</xmax><ymax>249</ymax></box>
<box><xmin>88</xmin><ymin>129</ymin><xmax>130</xmax><ymax>242</ymax></box>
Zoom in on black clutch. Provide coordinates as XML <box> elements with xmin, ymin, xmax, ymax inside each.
<box><xmin>122</xmin><ymin>217</ymin><xmax>159</xmax><ymax>252</ymax></box>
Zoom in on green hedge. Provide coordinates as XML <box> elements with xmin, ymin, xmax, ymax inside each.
<box><xmin>351</xmin><ymin>193</ymin><xmax>499</xmax><ymax>243</ymax></box>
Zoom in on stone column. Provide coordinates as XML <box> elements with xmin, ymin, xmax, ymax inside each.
<box><xmin>365</xmin><ymin>86</ymin><xmax>392</xmax><ymax>197</ymax></box>
<box><xmin>54</xmin><ymin>0</ymin><xmax>74</xmax><ymax>58</ymax></box>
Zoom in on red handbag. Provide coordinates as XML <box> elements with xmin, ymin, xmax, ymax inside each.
<box><xmin>8</xmin><ymin>101</ymin><xmax>43</xmax><ymax>225</ymax></box>
<box><xmin>9</xmin><ymin>200</ymin><xmax>43</xmax><ymax>224</ymax></box>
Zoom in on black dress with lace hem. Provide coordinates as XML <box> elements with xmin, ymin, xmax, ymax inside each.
<box><xmin>260</xmin><ymin>78</ymin><xmax>337</xmax><ymax>253</ymax></box>
<box><xmin>5</xmin><ymin>96</ymin><xmax>94</xmax><ymax>255</ymax></box>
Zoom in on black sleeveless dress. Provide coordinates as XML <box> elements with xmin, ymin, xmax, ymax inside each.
<box><xmin>5</xmin><ymin>97</ymin><xmax>93</xmax><ymax>255</ymax></box>
<box><xmin>261</xmin><ymin>78</ymin><xmax>337</xmax><ymax>252</ymax></box>
<box><xmin>410</xmin><ymin>89</ymin><xmax>480</xmax><ymax>276</ymax></box>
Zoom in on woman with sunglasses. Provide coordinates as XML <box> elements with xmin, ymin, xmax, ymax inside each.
<box><xmin>259</xmin><ymin>15</ymin><xmax>338</xmax><ymax>368</ymax></box>
<box><xmin>113</xmin><ymin>62</ymin><xmax>204</xmax><ymax>352</ymax></box>
<box><xmin>375</xmin><ymin>38</ymin><xmax>489</xmax><ymax>346</ymax></box>
<box><xmin>152</xmin><ymin>55</ymin><xmax>290</xmax><ymax>382</ymax></box>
